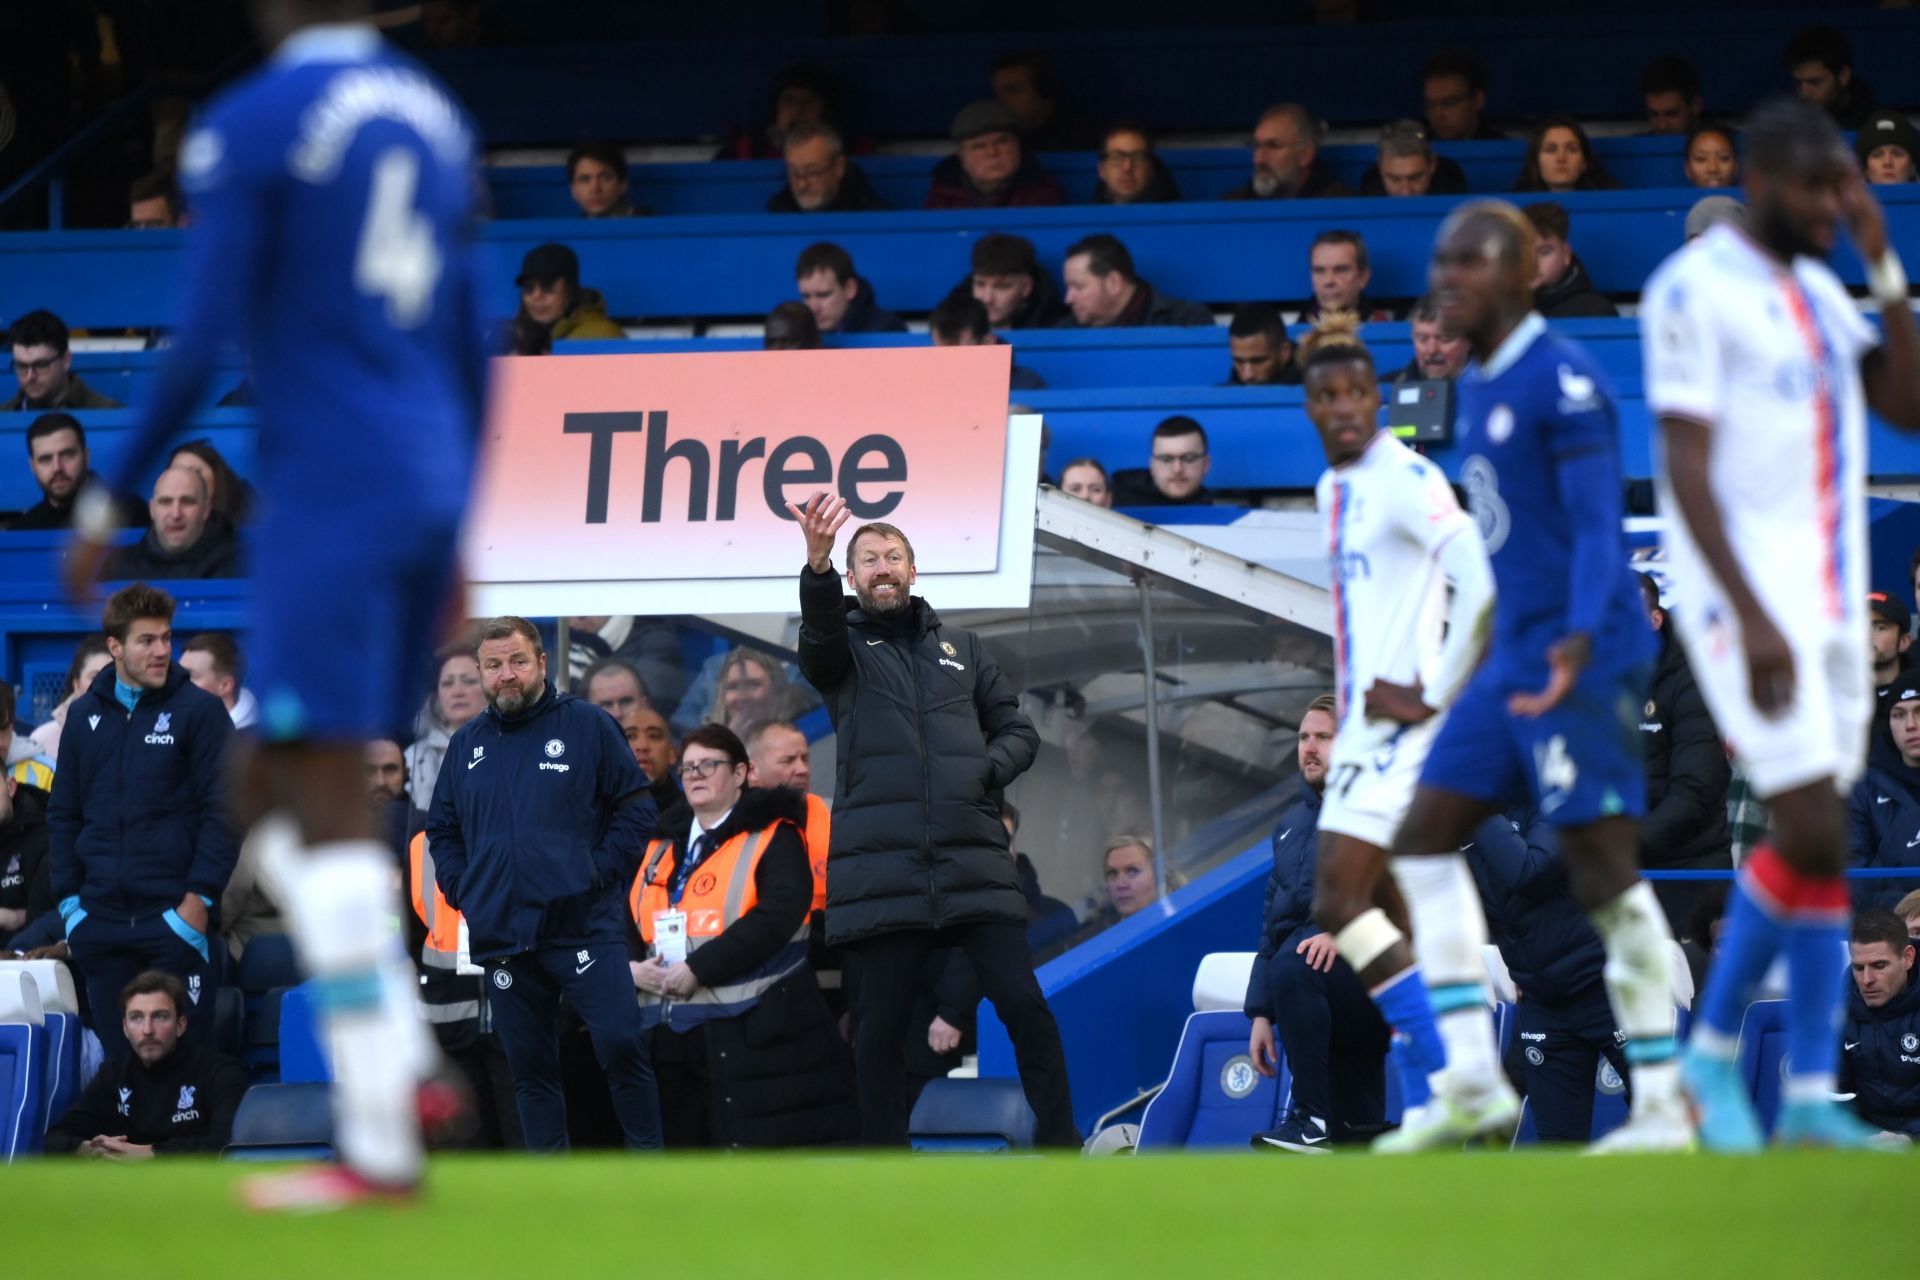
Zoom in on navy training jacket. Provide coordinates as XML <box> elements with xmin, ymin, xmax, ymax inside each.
<box><xmin>1465</xmin><ymin>809</ymin><xmax>1608</xmax><ymax>1008</ymax></box>
<box><xmin>1841</xmin><ymin>965</ymin><xmax>1920</xmax><ymax>1136</ymax></box>
<box><xmin>426</xmin><ymin>682</ymin><xmax>656</xmax><ymax>961</ymax></box>
<box><xmin>1243</xmin><ymin>778</ymin><xmax>1324</xmax><ymax>1018</ymax></box>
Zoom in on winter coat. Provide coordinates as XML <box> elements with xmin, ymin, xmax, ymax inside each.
<box><xmin>9</xmin><ymin>473</ymin><xmax>147</xmax><ymax>532</ymax></box>
<box><xmin>923</xmin><ymin>153</ymin><xmax>1067</xmax><ymax>210</ymax></box>
<box><xmin>1840</xmin><ymin>966</ymin><xmax>1920</xmax><ymax>1135</ymax></box>
<box><xmin>1243</xmin><ymin>778</ymin><xmax>1324</xmax><ymax>1017</ymax></box>
<box><xmin>44</xmin><ymin>1040</ymin><xmax>246</xmax><ymax>1154</ymax></box>
<box><xmin>0</xmin><ymin>785</ymin><xmax>51</xmax><ymax>949</ymax></box>
<box><xmin>102</xmin><ymin>513</ymin><xmax>243</xmax><ymax>581</ymax></box>
<box><xmin>833</xmin><ymin>277</ymin><xmax>909</xmax><ymax>334</ymax></box>
<box><xmin>549</xmin><ymin>288</ymin><xmax>624</xmax><ymax>341</ymax></box>
<box><xmin>1053</xmin><ymin>280</ymin><xmax>1213</xmax><ymax>330</ymax></box>
<box><xmin>1534</xmin><ymin>255</ymin><xmax>1617</xmax><ymax>319</ymax></box>
<box><xmin>766</xmin><ymin>162</ymin><xmax>889</xmax><ymax>213</ymax></box>
<box><xmin>1847</xmin><ymin>758</ymin><xmax>1920</xmax><ymax>911</ymax></box>
<box><xmin>1466</xmin><ymin>810</ymin><xmax>1608</xmax><ymax>1007</ymax></box>
<box><xmin>1223</xmin><ymin>160</ymin><xmax>1353</xmax><ymax>200</ymax></box>
<box><xmin>1639</xmin><ymin>630</ymin><xmax>1732</xmax><ymax>873</ymax></box>
<box><xmin>796</xmin><ymin>567</ymin><xmax>1039</xmax><ymax>947</ymax></box>
<box><xmin>3</xmin><ymin>375</ymin><xmax>123</xmax><ymax>412</ymax></box>
<box><xmin>941</xmin><ymin>268</ymin><xmax>1069</xmax><ymax>331</ymax></box>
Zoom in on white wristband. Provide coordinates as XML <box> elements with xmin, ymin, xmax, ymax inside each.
<box><xmin>72</xmin><ymin>484</ymin><xmax>117</xmax><ymax>544</ymax></box>
<box><xmin>1867</xmin><ymin>251</ymin><xmax>1909</xmax><ymax>307</ymax></box>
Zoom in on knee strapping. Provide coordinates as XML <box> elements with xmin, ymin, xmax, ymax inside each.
<box><xmin>1333</xmin><ymin>908</ymin><xmax>1403</xmax><ymax>973</ymax></box>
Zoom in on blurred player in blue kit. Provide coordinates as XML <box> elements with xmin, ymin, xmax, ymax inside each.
<box><xmin>65</xmin><ymin>0</ymin><xmax>491</xmax><ymax>1209</ymax></box>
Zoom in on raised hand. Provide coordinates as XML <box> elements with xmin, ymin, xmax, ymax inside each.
<box><xmin>1839</xmin><ymin>166</ymin><xmax>1890</xmax><ymax>265</ymax></box>
<box><xmin>784</xmin><ymin>490</ymin><xmax>851</xmax><ymax>574</ymax></box>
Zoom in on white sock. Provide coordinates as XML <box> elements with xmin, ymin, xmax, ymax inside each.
<box><xmin>280</xmin><ymin>839</ymin><xmax>427</xmax><ymax>1185</ymax></box>
<box><xmin>1393</xmin><ymin>854</ymin><xmax>1501</xmax><ymax>1094</ymax></box>
<box><xmin>1589</xmin><ymin>880</ymin><xmax>1683</xmax><ymax>1110</ymax></box>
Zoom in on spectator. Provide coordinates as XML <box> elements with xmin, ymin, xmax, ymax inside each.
<box><xmin>5</xmin><ymin>310</ymin><xmax>122</xmax><ymax>411</ymax></box>
<box><xmin>26</xmin><ymin>635</ymin><xmax>112</xmax><ymax>766</ymax></box>
<box><xmin>44</xmin><ymin>971</ymin><xmax>246</xmax><ymax>1157</ymax></box>
<box><xmin>180</xmin><ymin>632</ymin><xmax>258</xmax><ymax>730</ymax></box>
<box><xmin>1000</xmin><ymin>803</ymin><xmax>1078</xmax><ymax>954</ymax></box>
<box><xmin>1637</xmin><ymin>574</ymin><xmax>1732</xmax><ymax>933</ymax></box>
<box><xmin>0</xmin><ymin>760</ymin><xmax>51</xmax><ymax>951</ymax></box>
<box><xmin>425</xmin><ymin>617</ymin><xmax>663</xmax><ymax>1152</ymax></box>
<box><xmin>1641</xmin><ymin>57</ymin><xmax>1704</xmax><ymax>135</ymax></box>
<box><xmin>168</xmin><ymin>439</ymin><xmax>255</xmax><ymax>525</ymax></box>
<box><xmin>1872</xmin><ymin>591</ymin><xmax>1917</xmax><ymax>712</ymax></box>
<box><xmin>1226</xmin><ymin>103</ymin><xmax>1350</xmax><ymax>200</ymax></box>
<box><xmin>1101</xmin><ymin>833</ymin><xmax>1163</xmax><ymax>920</ymax></box>
<box><xmin>1784</xmin><ymin>25</ymin><xmax>1878</xmax><ymax>131</ymax></box>
<box><xmin>1897</xmin><ymin>889</ymin><xmax>1920</xmax><ymax>936</ymax></box>
<box><xmin>513</xmin><ymin>243</ymin><xmax>623</xmax><ymax>345</ymax></box>
<box><xmin>725</xmin><ymin>64</ymin><xmax>841</xmax><ymax>162</ymax></box>
<box><xmin>366</xmin><ymin>738</ymin><xmax>416</xmax><ymax>856</ymax></box>
<box><xmin>405</xmin><ymin>646</ymin><xmax>486</xmax><ymax>813</ymax></box>
<box><xmin>795</xmin><ymin>242</ymin><xmax>907</xmax><ymax>336</ymax></box>
<box><xmin>565</xmin><ymin>616</ymin><xmax>687</xmax><ymax>714</ymax></box>
<box><xmin>627</xmin><ymin>705</ymin><xmax>685</xmax><ymax>822</ymax></box>
<box><xmin>768</xmin><ymin>122</ymin><xmax>886</xmax><ymax>214</ymax></box>
<box><xmin>1684</xmin><ymin>123</ymin><xmax>1740</xmax><ymax>189</ymax></box>
<box><xmin>1684</xmin><ymin>194</ymin><xmax>1748</xmax><ymax>241</ymax></box>
<box><xmin>1359</xmin><ymin>120</ymin><xmax>1467</xmax><ymax>198</ymax></box>
<box><xmin>566</xmin><ymin>142</ymin><xmax>645</xmax><ymax>219</ymax></box>
<box><xmin>583</xmin><ymin>656</ymin><xmax>649</xmax><ymax>726</ymax></box>
<box><xmin>9</xmin><ymin>414</ymin><xmax>145</xmax><ymax>532</ymax></box>
<box><xmin>764</xmin><ymin>302</ymin><xmax>823</xmax><ymax>351</ymax></box>
<box><xmin>1422</xmin><ymin>49</ymin><xmax>1504</xmax><ymax>142</ymax></box>
<box><xmin>1093</xmin><ymin>123</ymin><xmax>1180</xmax><ymax>205</ymax></box>
<box><xmin>102</xmin><ymin>466</ymin><xmax>242</xmax><ymax>581</ymax></box>
<box><xmin>925</xmin><ymin>100</ymin><xmax>1066</xmax><ymax>210</ymax></box>
<box><xmin>1226</xmin><ymin>304</ymin><xmax>1302</xmax><ymax>387</ymax></box>
<box><xmin>708</xmin><ymin>647</ymin><xmax>817</xmax><ymax>732</ymax></box>
<box><xmin>959</xmin><ymin>233</ymin><xmax>1066</xmax><ymax>330</ymax></box>
<box><xmin>1058</xmin><ymin>458</ymin><xmax>1113</xmax><ymax>508</ymax></box>
<box><xmin>1059</xmin><ymin>234</ymin><xmax>1213</xmax><ymax>329</ymax></box>
<box><xmin>791</xmin><ymin>499</ymin><xmax>1078</xmax><ymax>1147</ymax></box>
<box><xmin>1111</xmin><ymin>416</ymin><xmax>1214</xmax><ymax>507</ymax></box>
<box><xmin>1515</xmin><ymin>117</ymin><xmax>1618</xmax><ymax>194</ymax></box>
<box><xmin>1849</xmin><ymin>687</ymin><xmax>1920</xmax><ymax>911</ymax></box>
<box><xmin>628</xmin><ymin>725</ymin><xmax>856</xmax><ymax>1148</ymax></box>
<box><xmin>1300</xmin><ymin>231</ymin><xmax>1397</xmax><ymax>324</ymax></box>
<box><xmin>128</xmin><ymin>170</ymin><xmax>183</xmax><ymax>229</ymax></box>
<box><xmin>1858</xmin><ymin>111</ymin><xmax>1920</xmax><ymax>186</ymax></box>
<box><xmin>927</xmin><ymin>294</ymin><xmax>1046</xmax><ymax>392</ymax></box>
<box><xmin>990</xmin><ymin>50</ymin><xmax>1100</xmax><ymax>153</ymax></box>
<box><xmin>1841</xmin><ymin>910</ymin><xmax>1920</xmax><ymax>1139</ymax></box>
<box><xmin>1395</xmin><ymin>294</ymin><xmax>1470</xmax><ymax>383</ymax></box>
<box><xmin>1523</xmin><ymin>203</ymin><xmax>1618</xmax><ymax>319</ymax></box>
<box><xmin>49</xmin><ymin>584</ymin><xmax>237</xmax><ymax>1059</ymax></box>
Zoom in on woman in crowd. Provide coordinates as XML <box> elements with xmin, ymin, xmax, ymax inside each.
<box><xmin>1682</xmin><ymin>123</ymin><xmax>1739</xmax><ymax>189</ymax></box>
<box><xmin>404</xmin><ymin>646</ymin><xmax>486</xmax><ymax>813</ymax></box>
<box><xmin>168</xmin><ymin>439</ymin><xmax>256</xmax><ymax>525</ymax></box>
<box><xmin>1059</xmin><ymin>457</ymin><xmax>1114</xmax><ymax>508</ymax></box>
<box><xmin>1859</xmin><ymin>110</ymin><xmax>1919</xmax><ymax>185</ymax></box>
<box><xmin>1513</xmin><ymin>116</ymin><xmax>1618</xmax><ymax>193</ymax></box>
<box><xmin>26</xmin><ymin>635</ymin><xmax>112</xmax><ymax>765</ymax></box>
<box><xmin>707</xmin><ymin>647</ymin><xmax>816</xmax><ymax>732</ymax></box>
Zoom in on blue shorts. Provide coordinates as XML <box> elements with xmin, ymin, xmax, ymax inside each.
<box><xmin>1418</xmin><ymin>659</ymin><xmax>1652</xmax><ymax>827</ymax></box>
<box><xmin>247</xmin><ymin>514</ymin><xmax>462</xmax><ymax>744</ymax></box>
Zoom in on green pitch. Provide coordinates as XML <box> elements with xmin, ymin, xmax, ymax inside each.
<box><xmin>12</xmin><ymin>1150</ymin><xmax>1892</xmax><ymax>1278</ymax></box>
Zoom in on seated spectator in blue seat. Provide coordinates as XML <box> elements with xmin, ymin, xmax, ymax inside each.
<box><xmin>953</xmin><ymin>233</ymin><xmax>1065</xmax><ymax>331</ymax></box>
<box><xmin>8</xmin><ymin>414</ymin><xmax>146</xmax><ymax>532</ymax></box>
<box><xmin>45</xmin><ymin>971</ymin><xmax>246</xmax><ymax>1157</ymax></box>
<box><xmin>763</xmin><ymin>302</ymin><xmax>822</xmax><ymax>351</ymax></box>
<box><xmin>168</xmin><ymin>439</ymin><xmax>255</xmax><ymax>527</ymax></box>
<box><xmin>567</xmin><ymin>141</ymin><xmax>648</xmax><ymax>219</ymax></box>
<box><xmin>566</xmin><ymin>616</ymin><xmax>687</xmax><ymax>712</ymax></box>
<box><xmin>1112</xmin><ymin>416</ymin><xmax>1216</xmax><ymax>508</ymax></box>
<box><xmin>723</xmin><ymin>64</ymin><xmax>844</xmax><ymax>162</ymax></box>
<box><xmin>1849</xmin><ymin>687</ymin><xmax>1920</xmax><ymax>910</ymax></box>
<box><xmin>1422</xmin><ymin>49</ymin><xmax>1506</xmax><ymax>142</ymax></box>
<box><xmin>1785</xmin><ymin>25</ymin><xmax>1877</xmax><ymax>132</ymax></box>
<box><xmin>103</xmin><ymin>466</ymin><xmax>241</xmax><ymax>580</ymax></box>
<box><xmin>926</xmin><ymin>101</ymin><xmax>1066</xmax><ymax>210</ymax></box>
<box><xmin>1869</xmin><ymin>592</ymin><xmax>1918</xmax><ymax>747</ymax></box>
<box><xmin>1224</xmin><ymin>304</ymin><xmax>1301</xmax><ymax>387</ymax></box>
<box><xmin>1359</xmin><ymin>121</ymin><xmax>1467</xmax><ymax>199</ymax></box>
<box><xmin>1093</xmin><ymin>123</ymin><xmax>1179</xmax><ymax>205</ymax></box>
<box><xmin>181</xmin><ymin>632</ymin><xmax>257</xmax><ymax>730</ymax></box>
<box><xmin>769</xmin><ymin>123</ymin><xmax>887</xmax><ymax>214</ymax></box>
<box><xmin>1059</xmin><ymin>234</ymin><xmax>1212</xmax><ymax>330</ymax></box>
<box><xmin>1393</xmin><ymin>294</ymin><xmax>1469</xmax><ymax>385</ymax></box>
<box><xmin>1058</xmin><ymin>457</ymin><xmax>1113</xmax><ymax>508</ymax></box>
<box><xmin>1300</xmin><ymin>231</ymin><xmax>1397</xmax><ymax>325</ymax></box>
<box><xmin>796</xmin><ymin>242</ymin><xmax>907</xmax><ymax>336</ymax></box>
<box><xmin>1641</xmin><ymin>57</ymin><xmax>1704</xmax><ymax>136</ymax></box>
<box><xmin>1841</xmin><ymin>910</ymin><xmax>1920</xmax><ymax>1140</ymax></box>
<box><xmin>1247</xmin><ymin>695</ymin><xmax>1391</xmax><ymax>1152</ymax></box>
<box><xmin>513</xmin><ymin>243</ymin><xmax>623</xmax><ymax>345</ymax></box>
<box><xmin>929</xmin><ymin>294</ymin><xmax>1045</xmax><ymax>392</ymax></box>
<box><xmin>1859</xmin><ymin>112</ymin><xmax>1919</xmax><ymax>186</ymax></box>
<box><xmin>990</xmin><ymin>50</ymin><xmax>1101</xmax><ymax>154</ymax></box>
<box><xmin>5</xmin><ymin>310</ymin><xmax>122</xmax><ymax>411</ymax></box>
<box><xmin>1226</xmin><ymin>104</ymin><xmax>1350</xmax><ymax>201</ymax></box>
<box><xmin>1513</xmin><ymin>117</ymin><xmax>1619</xmax><ymax>194</ymax></box>
<box><xmin>1684</xmin><ymin>123</ymin><xmax>1740</xmax><ymax>190</ymax></box>
<box><xmin>1524</xmin><ymin>203</ymin><xmax>1617</xmax><ymax>319</ymax></box>
<box><xmin>25</xmin><ymin>637</ymin><xmax>111</xmax><ymax>770</ymax></box>
<box><xmin>0</xmin><ymin>755</ymin><xmax>51</xmax><ymax>951</ymax></box>
<box><xmin>128</xmin><ymin>170</ymin><xmax>184</xmax><ymax>230</ymax></box>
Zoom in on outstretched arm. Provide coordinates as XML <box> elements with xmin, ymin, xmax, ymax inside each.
<box><xmin>789</xmin><ymin>491</ymin><xmax>854</xmax><ymax>692</ymax></box>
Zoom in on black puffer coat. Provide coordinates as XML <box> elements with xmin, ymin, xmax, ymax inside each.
<box><xmin>797</xmin><ymin>566</ymin><xmax>1039</xmax><ymax>947</ymax></box>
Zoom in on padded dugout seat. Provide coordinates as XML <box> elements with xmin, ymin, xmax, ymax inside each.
<box><xmin>225</xmin><ymin>1081</ymin><xmax>329</xmax><ymax>1161</ymax></box>
<box><xmin>0</xmin><ymin>959</ymin><xmax>80</xmax><ymax>1141</ymax></box>
<box><xmin>0</xmin><ymin>970</ymin><xmax>48</xmax><ymax>1160</ymax></box>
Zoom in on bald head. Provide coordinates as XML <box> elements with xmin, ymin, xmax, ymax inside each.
<box><xmin>150</xmin><ymin>466</ymin><xmax>211</xmax><ymax>553</ymax></box>
<box><xmin>1430</xmin><ymin>199</ymin><xmax>1538</xmax><ymax>353</ymax></box>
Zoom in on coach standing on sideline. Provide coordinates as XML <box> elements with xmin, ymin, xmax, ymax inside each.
<box><xmin>426</xmin><ymin>617</ymin><xmax>663</xmax><ymax>1152</ymax></box>
<box><xmin>788</xmin><ymin>492</ymin><xmax>1080</xmax><ymax>1147</ymax></box>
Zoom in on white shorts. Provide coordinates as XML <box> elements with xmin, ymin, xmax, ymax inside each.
<box><xmin>1671</xmin><ymin>607</ymin><xmax>1871</xmax><ymax>799</ymax></box>
<box><xmin>1319</xmin><ymin>714</ymin><xmax>1445</xmax><ymax>850</ymax></box>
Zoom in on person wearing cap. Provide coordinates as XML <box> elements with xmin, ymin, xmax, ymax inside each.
<box><xmin>1636</xmin><ymin>573</ymin><xmax>1732</xmax><ymax>934</ymax></box>
<box><xmin>1849</xmin><ymin>685</ymin><xmax>1920</xmax><ymax>911</ymax></box>
<box><xmin>1859</xmin><ymin>111</ymin><xmax>1920</xmax><ymax>186</ymax></box>
<box><xmin>924</xmin><ymin>100</ymin><xmax>1065</xmax><ymax>210</ymax></box>
<box><xmin>512</xmin><ymin>243</ymin><xmax>623</xmax><ymax>346</ymax></box>
<box><xmin>1684</xmin><ymin>195</ymin><xmax>1748</xmax><ymax>242</ymax></box>
<box><xmin>1358</xmin><ymin>120</ymin><xmax>1468</xmax><ymax>198</ymax></box>
<box><xmin>1870</xmin><ymin>590</ymin><xmax>1918</xmax><ymax>751</ymax></box>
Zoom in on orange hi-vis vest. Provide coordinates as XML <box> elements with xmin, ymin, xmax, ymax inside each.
<box><xmin>803</xmin><ymin>792</ymin><xmax>830</xmax><ymax>918</ymax></box>
<box><xmin>408</xmin><ymin>832</ymin><xmax>479</xmax><ymax>1026</ymax></box>
<box><xmin>629</xmin><ymin>820</ymin><xmax>809</xmax><ymax>1027</ymax></box>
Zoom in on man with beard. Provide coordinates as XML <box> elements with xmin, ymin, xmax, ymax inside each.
<box><xmin>1225</xmin><ymin>104</ymin><xmax>1350</xmax><ymax>200</ymax></box>
<box><xmin>10</xmin><ymin>415</ymin><xmax>145</xmax><ymax>532</ymax></box>
<box><xmin>1393</xmin><ymin>296</ymin><xmax>1470</xmax><ymax>386</ymax></box>
<box><xmin>789</xmin><ymin>496</ymin><xmax>1079</xmax><ymax>1147</ymax></box>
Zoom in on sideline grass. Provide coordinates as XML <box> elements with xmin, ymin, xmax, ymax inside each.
<box><xmin>13</xmin><ymin>1150</ymin><xmax>1889</xmax><ymax>1278</ymax></box>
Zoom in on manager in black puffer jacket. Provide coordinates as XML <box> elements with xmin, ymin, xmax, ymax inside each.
<box><xmin>791</xmin><ymin>493</ymin><xmax>1078</xmax><ymax>1148</ymax></box>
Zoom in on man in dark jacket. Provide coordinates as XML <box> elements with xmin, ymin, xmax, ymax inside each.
<box><xmin>1524</xmin><ymin>203</ymin><xmax>1617</xmax><ymax>319</ymax></box>
<box><xmin>949</xmin><ymin>233</ymin><xmax>1068</xmax><ymax>332</ymax></box>
<box><xmin>0</xmin><ymin>774</ymin><xmax>51</xmax><ymax>951</ymax></box>
<box><xmin>1637</xmin><ymin>574</ymin><xmax>1732</xmax><ymax>931</ymax></box>
<box><xmin>767</xmin><ymin>122</ymin><xmax>887</xmax><ymax>214</ymax></box>
<box><xmin>1224</xmin><ymin>104</ymin><xmax>1352</xmax><ymax>200</ymax></box>
<box><xmin>10</xmin><ymin>414</ymin><xmax>147</xmax><ymax>533</ymax></box>
<box><xmin>6</xmin><ymin>310</ymin><xmax>124</xmax><ymax>411</ymax></box>
<box><xmin>924</xmin><ymin>100</ymin><xmax>1066</xmax><ymax>211</ymax></box>
<box><xmin>794</xmin><ymin>242</ymin><xmax>906</xmax><ymax>336</ymax></box>
<box><xmin>45</xmin><ymin>970</ymin><xmax>246</xmax><ymax>1157</ymax></box>
<box><xmin>50</xmin><ymin>584</ymin><xmax>236</xmax><ymax>1059</ymax></box>
<box><xmin>103</xmin><ymin>467</ymin><xmax>242</xmax><ymax>581</ymax></box>
<box><xmin>1059</xmin><ymin>233</ymin><xmax>1212</xmax><ymax>330</ymax></box>
<box><xmin>1848</xmin><ymin>687</ymin><xmax>1920</xmax><ymax>912</ymax></box>
<box><xmin>426</xmin><ymin>616</ymin><xmax>663</xmax><ymax>1152</ymax></box>
<box><xmin>788</xmin><ymin>495</ymin><xmax>1078</xmax><ymax>1147</ymax></box>
<box><xmin>1841</xmin><ymin>910</ymin><xmax>1920</xmax><ymax>1138</ymax></box>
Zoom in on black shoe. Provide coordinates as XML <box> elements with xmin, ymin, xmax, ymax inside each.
<box><xmin>1250</xmin><ymin>1111</ymin><xmax>1332</xmax><ymax>1154</ymax></box>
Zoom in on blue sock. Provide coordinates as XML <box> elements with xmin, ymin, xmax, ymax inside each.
<box><xmin>1372</xmin><ymin>966</ymin><xmax>1445</xmax><ymax>1108</ymax></box>
<box><xmin>1783</xmin><ymin>914</ymin><xmax>1848</xmax><ymax>1096</ymax></box>
<box><xmin>1696</xmin><ymin>872</ymin><xmax>1787</xmax><ymax>1045</ymax></box>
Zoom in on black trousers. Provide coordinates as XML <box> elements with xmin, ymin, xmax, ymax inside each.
<box><xmin>484</xmin><ymin>940</ymin><xmax>662</xmax><ymax>1152</ymax></box>
<box><xmin>1514</xmin><ymin>987</ymin><xmax>1632</xmax><ymax>1143</ymax></box>
<box><xmin>847</xmin><ymin>923</ymin><xmax>1080</xmax><ymax>1148</ymax></box>
<box><xmin>68</xmin><ymin>912</ymin><xmax>216</xmax><ymax>1059</ymax></box>
<box><xmin>1265</xmin><ymin>947</ymin><xmax>1391</xmax><ymax>1140</ymax></box>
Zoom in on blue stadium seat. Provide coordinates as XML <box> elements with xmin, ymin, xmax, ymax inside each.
<box><xmin>1737</xmin><ymin>999</ymin><xmax>1790</xmax><ymax>1137</ymax></box>
<box><xmin>0</xmin><ymin>960</ymin><xmax>82</xmax><ymax>1144</ymax></box>
<box><xmin>1135</xmin><ymin>1009</ymin><xmax>1287</xmax><ymax>1150</ymax></box>
<box><xmin>225</xmin><ymin>1081</ymin><xmax>330</xmax><ymax>1161</ymax></box>
<box><xmin>0</xmin><ymin>970</ymin><xmax>48</xmax><ymax>1161</ymax></box>
<box><xmin>243</xmin><ymin>986</ymin><xmax>287</xmax><ymax>1083</ymax></box>
<box><xmin>213</xmin><ymin>985</ymin><xmax>245</xmax><ymax>1060</ymax></box>
<box><xmin>236</xmin><ymin>934</ymin><xmax>304</xmax><ymax>992</ymax></box>
<box><xmin>276</xmin><ymin>984</ymin><xmax>331</xmax><ymax>1085</ymax></box>
<box><xmin>907</xmin><ymin>1078</ymin><xmax>1035</xmax><ymax>1152</ymax></box>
